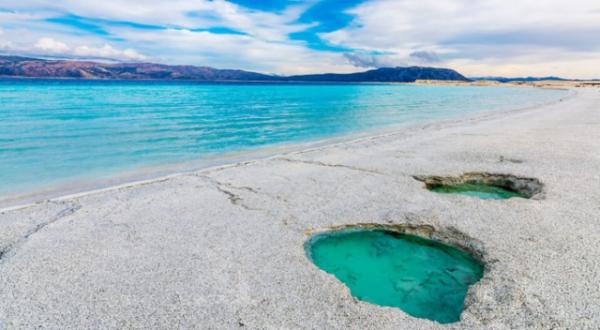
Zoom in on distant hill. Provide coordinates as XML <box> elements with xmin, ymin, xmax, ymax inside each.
<box><xmin>287</xmin><ymin>67</ymin><xmax>469</xmax><ymax>82</ymax></box>
<box><xmin>0</xmin><ymin>56</ymin><xmax>277</xmax><ymax>81</ymax></box>
<box><xmin>0</xmin><ymin>55</ymin><xmax>469</xmax><ymax>83</ymax></box>
<box><xmin>471</xmin><ymin>76</ymin><xmax>567</xmax><ymax>83</ymax></box>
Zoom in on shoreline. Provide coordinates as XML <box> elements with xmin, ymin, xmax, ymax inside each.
<box><xmin>0</xmin><ymin>87</ymin><xmax>575</xmax><ymax>212</ymax></box>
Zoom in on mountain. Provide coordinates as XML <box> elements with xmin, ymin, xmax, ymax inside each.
<box><xmin>287</xmin><ymin>67</ymin><xmax>469</xmax><ymax>82</ymax></box>
<box><xmin>470</xmin><ymin>76</ymin><xmax>567</xmax><ymax>83</ymax></box>
<box><xmin>0</xmin><ymin>55</ymin><xmax>469</xmax><ymax>82</ymax></box>
<box><xmin>0</xmin><ymin>56</ymin><xmax>277</xmax><ymax>81</ymax></box>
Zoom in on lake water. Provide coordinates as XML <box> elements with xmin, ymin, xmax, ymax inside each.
<box><xmin>0</xmin><ymin>80</ymin><xmax>567</xmax><ymax>202</ymax></box>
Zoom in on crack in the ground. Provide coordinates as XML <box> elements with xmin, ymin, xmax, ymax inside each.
<box><xmin>197</xmin><ymin>175</ymin><xmax>263</xmax><ymax>211</ymax></box>
<box><xmin>276</xmin><ymin>157</ymin><xmax>384</xmax><ymax>175</ymax></box>
<box><xmin>499</xmin><ymin>155</ymin><xmax>525</xmax><ymax>164</ymax></box>
<box><xmin>0</xmin><ymin>200</ymin><xmax>82</xmax><ymax>262</ymax></box>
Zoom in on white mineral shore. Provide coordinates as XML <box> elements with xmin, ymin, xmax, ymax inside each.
<box><xmin>1</xmin><ymin>88</ymin><xmax>599</xmax><ymax>329</ymax></box>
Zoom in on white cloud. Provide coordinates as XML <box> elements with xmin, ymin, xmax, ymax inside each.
<box><xmin>321</xmin><ymin>0</ymin><xmax>600</xmax><ymax>78</ymax></box>
<box><xmin>74</xmin><ymin>44</ymin><xmax>146</xmax><ymax>61</ymax></box>
<box><xmin>323</xmin><ymin>0</ymin><xmax>600</xmax><ymax>50</ymax></box>
<box><xmin>34</xmin><ymin>37</ymin><xmax>70</xmax><ymax>53</ymax></box>
<box><xmin>6</xmin><ymin>34</ymin><xmax>148</xmax><ymax>62</ymax></box>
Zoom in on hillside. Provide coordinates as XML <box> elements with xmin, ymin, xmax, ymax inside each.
<box><xmin>0</xmin><ymin>56</ymin><xmax>469</xmax><ymax>82</ymax></box>
<box><xmin>0</xmin><ymin>56</ymin><xmax>276</xmax><ymax>81</ymax></box>
<box><xmin>287</xmin><ymin>67</ymin><xmax>469</xmax><ymax>82</ymax></box>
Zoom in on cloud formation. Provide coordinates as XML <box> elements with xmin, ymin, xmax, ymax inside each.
<box><xmin>343</xmin><ymin>53</ymin><xmax>402</xmax><ymax>68</ymax></box>
<box><xmin>0</xmin><ymin>0</ymin><xmax>599</xmax><ymax>77</ymax></box>
<box><xmin>34</xmin><ymin>37</ymin><xmax>70</xmax><ymax>54</ymax></box>
<box><xmin>73</xmin><ymin>44</ymin><xmax>147</xmax><ymax>61</ymax></box>
<box><xmin>322</xmin><ymin>0</ymin><xmax>600</xmax><ymax>78</ymax></box>
<box><xmin>409</xmin><ymin>51</ymin><xmax>440</xmax><ymax>64</ymax></box>
<box><xmin>9</xmin><ymin>36</ymin><xmax>147</xmax><ymax>61</ymax></box>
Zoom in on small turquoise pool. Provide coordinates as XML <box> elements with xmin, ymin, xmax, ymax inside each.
<box><xmin>430</xmin><ymin>182</ymin><xmax>525</xmax><ymax>200</ymax></box>
<box><xmin>306</xmin><ymin>229</ymin><xmax>484</xmax><ymax>324</ymax></box>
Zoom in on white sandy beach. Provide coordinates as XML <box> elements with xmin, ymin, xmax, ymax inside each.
<box><xmin>1</xmin><ymin>87</ymin><xmax>599</xmax><ymax>329</ymax></box>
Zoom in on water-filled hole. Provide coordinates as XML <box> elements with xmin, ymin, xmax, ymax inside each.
<box><xmin>305</xmin><ymin>227</ymin><xmax>484</xmax><ymax>324</ymax></box>
<box><xmin>414</xmin><ymin>172</ymin><xmax>543</xmax><ymax>200</ymax></box>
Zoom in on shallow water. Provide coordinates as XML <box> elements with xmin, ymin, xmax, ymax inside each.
<box><xmin>306</xmin><ymin>229</ymin><xmax>484</xmax><ymax>324</ymax></box>
<box><xmin>0</xmin><ymin>80</ymin><xmax>566</xmax><ymax>197</ymax></box>
<box><xmin>430</xmin><ymin>183</ymin><xmax>524</xmax><ymax>199</ymax></box>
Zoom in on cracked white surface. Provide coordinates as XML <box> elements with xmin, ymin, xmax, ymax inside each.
<box><xmin>1</xmin><ymin>89</ymin><xmax>599</xmax><ymax>329</ymax></box>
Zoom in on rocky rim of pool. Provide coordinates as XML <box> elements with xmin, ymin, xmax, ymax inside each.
<box><xmin>414</xmin><ymin>172</ymin><xmax>544</xmax><ymax>200</ymax></box>
<box><xmin>305</xmin><ymin>224</ymin><xmax>486</xmax><ymax>324</ymax></box>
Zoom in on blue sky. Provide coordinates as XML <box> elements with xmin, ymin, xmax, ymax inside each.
<box><xmin>1</xmin><ymin>0</ymin><xmax>599</xmax><ymax>78</ymax></box>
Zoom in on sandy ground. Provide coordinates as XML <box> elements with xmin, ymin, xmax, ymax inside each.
<box><xmin>416</xmin><ymin>79</ymin><xmax>600</xmax><ymax>89</ymax></box>
<box><xmin>1</xmin><ymin>88</ymin><xmax>599</xmax><ymax>329</ymax></box>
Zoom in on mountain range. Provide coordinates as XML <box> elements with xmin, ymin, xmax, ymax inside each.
<box><xmin>0</xmin><ymin>56</ymin><xmax>469</xmax><ymax>83</ymax></box>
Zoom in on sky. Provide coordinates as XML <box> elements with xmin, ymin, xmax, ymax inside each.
<box><xmin>1</xmin><ymin>0</ymin><xmax>599</xmax><ymax>78</ymax></box>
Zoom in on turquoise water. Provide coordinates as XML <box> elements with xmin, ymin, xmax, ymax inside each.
<box><xmin>306</xmin><ymin>229</ymin><xmax>484</xmax><ymax>324</ymax></box>
<box><xmin>430</xmin><ymin>183</ymin><xmax>525</xmax><ymax>199</ymax></box>
<box><xmin>0</xmin><ymin>80</ymin><xmax>566</xmax><ymax>198</ymax></box>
